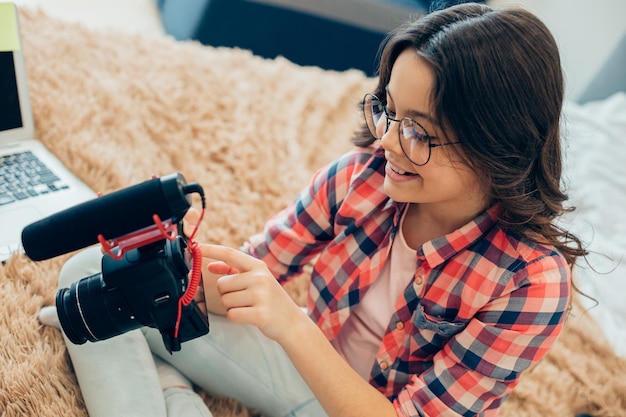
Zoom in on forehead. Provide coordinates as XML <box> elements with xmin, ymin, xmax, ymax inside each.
<box><xmin>387</xmin><ymin>49</ymin><xmax>435</xmax><ymax>115</ymax></box>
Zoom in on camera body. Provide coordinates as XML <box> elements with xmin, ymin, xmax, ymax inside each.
<box><xmin>56</xmin><ymin>229</ymin><xmax>209</xmax><ymax>353</ymax></box>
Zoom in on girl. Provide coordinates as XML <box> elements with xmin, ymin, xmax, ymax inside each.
<box><xmin>42</xmin><ymin>3</ymin><xmax>586</xmax><ymax>416</ymax></box>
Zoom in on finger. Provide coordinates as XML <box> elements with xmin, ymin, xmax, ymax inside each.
<box><xmin>193</xmin><ymin>297</ymin><xmax>207</xmax><ymax>315</ymax></box>
<box><xmin>224</xmin><ymin>306</ymin><xmax>259</xmax><ymax>326</ymax></box>
<box><xmin>183</xmin><ymin>208</ymin><xmax>201</xmax><ymax>237</ymax></box>
<box><xmin>184</xmin><ymin>207</ymin><xmax>201</xmax><ymax>224</ymax></box>
<box><xmin>207</xmin><ymin>261</ymin><xmax>239</xmax><ymax>275</ymax></box>
<box><xmin>216</xmin><ymin>273</ymin><xmax>249</xmax><ymax>294</ymax></box>
<box><xmin>220</xmin><ymin>289</ymin><xmax>255</xmax><ymax>311</ymax></box>
<box><xmin>199</xmin><ymin>244</ymin><xmax>264</xmax><ymax>272</ymax></box>
<box><xmin>193</xmin><ymin>284</ymin><xmax>205</xmax><ymax>303</ymax></box>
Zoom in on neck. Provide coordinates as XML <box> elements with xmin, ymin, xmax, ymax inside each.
<box><xmin>402</xmin><ymin>199</ymin><xmax>489</xmax><ymax>250</ymax></box>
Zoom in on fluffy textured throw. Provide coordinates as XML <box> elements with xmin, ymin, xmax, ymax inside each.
<box><xmin>1</xmin><ymin>8</ymin><xmax>624</xmax><ymax>417</ymax></box>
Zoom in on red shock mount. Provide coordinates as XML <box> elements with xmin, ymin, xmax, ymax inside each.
<box><xmin>97</xmin><ymin>211</ymin><xmax>205</xmax><ymax>339</ymax></box>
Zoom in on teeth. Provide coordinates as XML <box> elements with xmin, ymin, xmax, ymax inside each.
<box><xmin>391</xmin><ymin>165</ymin><xmax>407</xmax><ymax>175</ymax></box>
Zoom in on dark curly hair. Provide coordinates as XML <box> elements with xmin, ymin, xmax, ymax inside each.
<box><xmin>353</xmin><ymin>3</ymin><xmax>587</xmax><ymax>266</ymax></box>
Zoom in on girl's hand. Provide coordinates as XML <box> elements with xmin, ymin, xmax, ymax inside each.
<box><xmin>199</xmin><ymin>243</ymin><xmax>308</xmax><ymax>343</ymax></box>
<box><xmin>182</xmin><ymin>208</ymin><xmax>203</xmax><ymax>238</ymax></box>
<box><xmin>201</xmin><ymin>245</ymin><xmax>397</xmax><ymax>417</ymax></box>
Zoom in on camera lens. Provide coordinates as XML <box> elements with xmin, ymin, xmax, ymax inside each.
<box><xmin>56</xmin><ymin>273</ymin><xmax>141</xmax><ymax>345</ymax></box>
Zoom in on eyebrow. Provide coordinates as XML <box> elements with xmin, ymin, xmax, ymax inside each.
<box><xmin>385</xmin><ymin>86</ymin><xmax>436</xmax><ymax>124</ymax></box>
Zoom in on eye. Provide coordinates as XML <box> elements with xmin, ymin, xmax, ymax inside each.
<box><xmin>402</xmin><ymin>119</ymin><xmax>430</xmax><ymax>143</ymax></box>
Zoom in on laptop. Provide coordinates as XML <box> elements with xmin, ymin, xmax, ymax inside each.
<box><xmin>0</xmin><ymin>2</ymin><xmax>96</xmax><ymax>262</ymax></box>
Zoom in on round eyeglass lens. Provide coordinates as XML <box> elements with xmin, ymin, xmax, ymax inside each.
<box><xmin>364</xmin><ymin>94</ymin><xmax>384</xmax><ymax>139</ymax></box>
<box><xmin>399</xmin><ymin>118</ymin><xmax>431</xmax><ymax>165</ymax></box>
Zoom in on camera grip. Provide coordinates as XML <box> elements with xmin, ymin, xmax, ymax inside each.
<box><xmin>161</xmin><ymin>302</ymin><xmax>210</xmax><ymax>353</ymax></box>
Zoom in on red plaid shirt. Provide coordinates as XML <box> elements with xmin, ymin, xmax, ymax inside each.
<box><xmin>245</xmin><ymin>146</ymin><xmax>571</xmax><ymax>417</ymax></box>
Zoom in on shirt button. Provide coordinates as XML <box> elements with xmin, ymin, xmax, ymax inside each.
<box><xmin>395</xmin><ymin>321</ymin><xmax>404</xmax><ymax>330</ymax></box>
<box><xmin>415</xmin><ymin>275</ymin><xmax>424</xmax><ymax>285</ymax></box>
<box><xmin>380</xmin><ymin>361</ymin><xmax>389</xmax><ymax>371</ymax></box>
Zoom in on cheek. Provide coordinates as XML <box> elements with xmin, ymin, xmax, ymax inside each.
<box><xmin>428</xmin><ymin>147</ymin><xmax>474</xmax><ymax>179</ymax></box>
<box><xmin>425</xmin><ymin>159</ymin><xmax>483</xmax><ymax>195</ymax></box>
<box><xmin>448</xmin><ymin>167</ymin><xmax>486</xmax><ymax>199</ymax></box>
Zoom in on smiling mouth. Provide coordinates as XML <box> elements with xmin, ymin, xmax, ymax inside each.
<box><xmin>389</xmin><ymin>164</ymin><xmax>418</xmax><ymax>176</ymax></box>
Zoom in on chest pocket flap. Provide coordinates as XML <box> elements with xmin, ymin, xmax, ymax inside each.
<box><xmin>414</xmin><ymin>303</ymin><xmax>466</xmax><ymax>338</ymax></box>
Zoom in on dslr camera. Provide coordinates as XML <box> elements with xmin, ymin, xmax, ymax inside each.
<box><xmin>22</xmin><ymin>173</ymin><xmax>210</xmax><ymax>353</ymax></box>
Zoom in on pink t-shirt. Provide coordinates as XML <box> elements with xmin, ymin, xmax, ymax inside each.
<box><xmin>331</xmin><ymin>209</ymin><xmax>424</xmax><ymax>380</ymax></box>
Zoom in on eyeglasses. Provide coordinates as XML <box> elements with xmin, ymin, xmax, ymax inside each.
<box><xmin>362</xmin><ymin>93</ymin><xmax>460</xmax><ymax>166</ymax></box>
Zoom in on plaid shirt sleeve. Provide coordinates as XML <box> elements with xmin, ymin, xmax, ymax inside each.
<box><xmin>245</xmin><ymin>148</ymin><xmax>376</xmax><ymax>282</ymax></box>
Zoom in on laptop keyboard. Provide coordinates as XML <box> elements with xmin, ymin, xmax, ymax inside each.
<box><xmin>0</xmin><ymin>151</ymin><xmax>68</xmax><ymax>206</ymax></box>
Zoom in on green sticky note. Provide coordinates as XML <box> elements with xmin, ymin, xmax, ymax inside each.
<box><xmin>0</xmin><ymin>3</ymin><xmax>20</xmax><ymax>52</ymax></box>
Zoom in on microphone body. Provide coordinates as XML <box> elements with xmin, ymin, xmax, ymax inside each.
<box><xmin>22</xmin><ymin>173</ymin><xmax>192</xmax><ymax>261</ymax></box>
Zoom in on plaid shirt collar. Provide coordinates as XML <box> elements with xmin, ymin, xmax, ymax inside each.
<box><xmin>420</xmin><ymin>205</ymin><xmax>502</xmax><ymax>268</ymax></box>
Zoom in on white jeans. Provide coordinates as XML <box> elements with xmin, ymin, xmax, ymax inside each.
<box><xmin>57</xmin><ymin>246</ymin><xmax>326</xmax><ymax>417</ymax></box>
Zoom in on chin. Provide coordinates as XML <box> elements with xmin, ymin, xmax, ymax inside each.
<box><xmin>383</xmin><ymin>179</ymin><xmax>418</xmax><ymax>203</ymax></box>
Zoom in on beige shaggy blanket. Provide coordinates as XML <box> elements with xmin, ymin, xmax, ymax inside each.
<box><xmin>1</xmin><ymin>8</ymin><xmax>625</xmax><ymax>417</ymax></box>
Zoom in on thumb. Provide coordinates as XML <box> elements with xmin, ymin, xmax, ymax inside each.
<box><xmin>183</xmin><ymin>208</ymin><xmax>202</xmax><ymax>237</ymax></box>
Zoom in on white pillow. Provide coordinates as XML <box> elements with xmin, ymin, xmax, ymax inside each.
<box><xmin>561</xmin><ymin>92</ymin><xmax>626</xmax><ymax>356</ymax></box>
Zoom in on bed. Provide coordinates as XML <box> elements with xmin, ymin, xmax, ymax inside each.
<box><xmin>0</xmin><ymin>7</ymin><xmax>625</xmax><ymax>417</ymax></box>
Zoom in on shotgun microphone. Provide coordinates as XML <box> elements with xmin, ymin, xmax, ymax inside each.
<box><xmin>21</xmin><ymin>173</ymin><xmax>193</xmax><ymax>261</ymax></box>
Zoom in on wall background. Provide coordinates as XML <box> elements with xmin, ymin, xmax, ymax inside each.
<box><xmin>12</xmin><ymin>0</ymin><xmax>626</xmax><ymax>100</ymax></box>
<box><xmin>491</xmin><ymin>0</ymin><xmax>626</xmax><ymax>100</ymax></box>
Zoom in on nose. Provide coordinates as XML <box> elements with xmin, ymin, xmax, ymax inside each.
<box><xmin>379</xmin><ymin>119</ymin><xmax>401</xmax><ymax>154</ymax></box>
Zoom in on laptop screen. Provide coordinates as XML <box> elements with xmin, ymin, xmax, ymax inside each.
<box><xmin>0</xmin><ymin>51</ymin><xmax>23</xmax><ymax>132</ymax></box>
